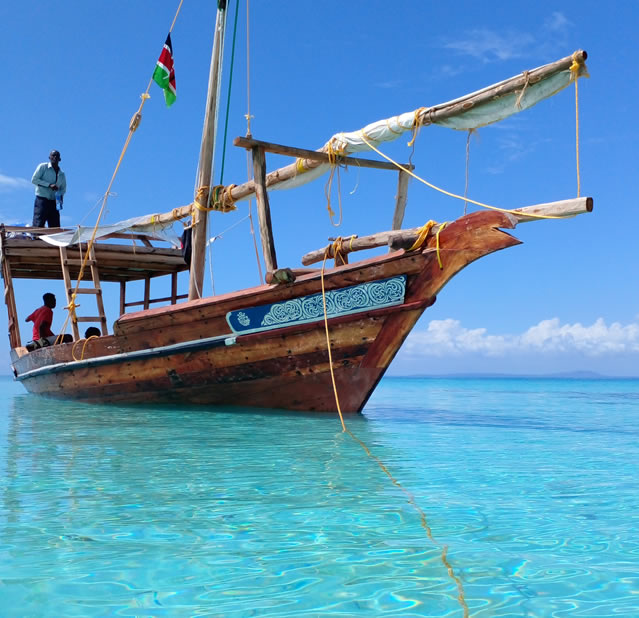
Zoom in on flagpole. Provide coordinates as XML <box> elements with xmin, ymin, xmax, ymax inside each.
<box><xmin>189</xmin><ymin>1</ymin><xmax>228</xmax><ymax>300</ymax></box>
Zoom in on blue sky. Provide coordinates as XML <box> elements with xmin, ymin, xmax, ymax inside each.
<box><xmin>1</xmin><ymin>1</ymin><xmax>637</xmax><ymax>376</ymax></box>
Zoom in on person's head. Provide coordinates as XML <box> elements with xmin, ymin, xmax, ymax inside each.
<box><xmin>84</xmin><ymin>327</ymin><xmax>101</xmax><ymax>338</ymax></box>
<box><xmin>49</xmin><ymin>150</ymin><xmax>61</xmax><ymax>167</ymax></box>
<box><xmin>43</xmin><ymin>293</ymin><xmax>56</xmax><ymax>308</ymax></box>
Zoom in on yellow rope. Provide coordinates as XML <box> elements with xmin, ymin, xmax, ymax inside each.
<box><xmin>197</xmin><ymin>184</ymin><xmax>238</xmax><ymax>213</ymax></box>
<box><xmin>71</xmin><ymin>335</ymin><xmax>99</xmax><ymax>362</ymax></box>
<box><xmin>320</xmin><ymin>249</ymin><xmax>346</xmax><ymax>432</ymax></box>
<box><xmin>214</xmin><ymin>183</ymin><xmax>237</xmax><ymax>212</ymax></box>
<box><xmin>324</xmin><ymin>160</ymin><xmax>343</xmax><ymax>227</ymax></box>
<box><xmin>407</xmin><ymin>220</ymin><xmax>436</xmax><ymax>252</ymax></box>
<box><xmin>407</xmin><ymin>107</ymin><xmax>427</xmax><ymax>147</ymax></box>
<box><xmin>570</xmin><ymin>53</ymin><xmax>582</xmax><ymax>197</ymax></box>
<box><xmin>295</xmin><ymin>158</ymin><xmax>309</xmax><ymax>174</ymax></box>
<box><xmin>358</xmin><ymin>132</ymin><xmax>565</xmax><ymax>220</ymax></box>
<box><xmin>406</xmin><ymin>220</ymin><xmax>449</xmax><ymax>268</ymax></box>
<box><xmin>385</xmin><ymin>116</ymin><xmax>403</xmax><ymax>135</ymax></box>
<box><xmin>319</xmin><ymin>249</ymin><xmax>469</xmax><ymax>617</ymax></box>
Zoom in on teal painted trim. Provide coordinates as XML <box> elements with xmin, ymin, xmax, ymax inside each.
<box><xmin>226</xmin><ymin>275</ymin><xmax>406</xmax><ymax>335</ymax></box>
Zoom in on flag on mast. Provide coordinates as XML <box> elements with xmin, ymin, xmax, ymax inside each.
<box><xmin>152</xmin><ymin>34</ymin><xmax>176</xmax><ymax>107</ymax></box>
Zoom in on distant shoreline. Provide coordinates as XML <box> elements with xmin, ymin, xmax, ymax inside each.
<box><xmin>386</xmin><ymin>371</ymin><xmax>639</xmax><ymax>380</ymax></box>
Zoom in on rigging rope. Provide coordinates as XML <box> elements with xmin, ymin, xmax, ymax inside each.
<box><xmin>358</xmin><ymin>133</ymin><xmax>566</xmax><ymax>221</ymax></box>
<box><xmin>570</xmin><ymin>52</ymin><xmax>583</xmax><ymax>197</ymax></box>
<box><xmin>464</xmin><ymin>129</ymin><xmax>475</xmax><ymax>215</ymax></box>
<box><xmin>319</xmin><ymin>247</ymin><xmax>469</xmax><ymax>617</ymax></box>
<box><xmin>243</xmin><ymin>0</ymin><xmax>263</xmax><ymax>284</ymax></box>
<box><xmin>218</xmin><ymin>0</ymin><xmax>240</xmax><ymax>185</ymax></box>
<box><xmin>58</xmin><ymin>0</ymin><xmax>185</xmax><ymax>337</ymax></box>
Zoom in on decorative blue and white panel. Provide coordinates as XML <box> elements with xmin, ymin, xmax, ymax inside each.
<box><xmin>226</xmin><ymin>275</ymin><xmax>406</xmax><ymax>335</ymax></box>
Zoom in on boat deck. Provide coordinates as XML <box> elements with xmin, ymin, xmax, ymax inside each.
<box><xmin>0</xmin><ymin>225</ymin><xmax>188</xmax><ymax>282</ymax></box>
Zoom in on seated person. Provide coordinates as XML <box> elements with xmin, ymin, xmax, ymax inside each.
<box><xmin>84</xmin><ymin>326</ymin><xmax>101</xmax><ymax>339</ymax></box>
<box><xmin>25</xmin><ymin>293</ymin><xmax>72</xmax><ymax>350</ymax></box>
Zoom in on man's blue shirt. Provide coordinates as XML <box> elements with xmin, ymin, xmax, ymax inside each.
<box><xmin>32</xmin><ymin>162</ymin><xmax>67</xmax><ymax>201</ymax></box>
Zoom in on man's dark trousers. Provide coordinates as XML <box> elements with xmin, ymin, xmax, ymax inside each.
<box><xmin>33</xmin><ymin>196</ymin><xmax>60</xmax><ymax>228</ymax></box>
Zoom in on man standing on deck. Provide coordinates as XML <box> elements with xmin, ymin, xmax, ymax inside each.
<box><xmin>31</xmin><ymin>150</ymin><xmax>66</xmax><ymax>228</ymax></box>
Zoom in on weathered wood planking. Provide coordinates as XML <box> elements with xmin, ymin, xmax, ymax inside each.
<box><xmin>113</xmin><ymin>250</ymin><xmax>426</xmax><ymax>336</ymax></box>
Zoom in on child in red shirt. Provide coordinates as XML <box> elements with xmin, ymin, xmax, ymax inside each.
<box><xmin>26</xmin><ymin>293</ymin><xmax>56</xmax><ymax>343</ymax></box>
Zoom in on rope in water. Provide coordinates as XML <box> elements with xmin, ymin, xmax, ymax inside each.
<box><xmin>319</xmin><ymin>246</ymin><xmax>469</xmax><ymax>617</ymax></box>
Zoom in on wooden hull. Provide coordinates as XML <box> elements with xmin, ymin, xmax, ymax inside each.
<box><xmin>11</xmin><ymin>211</ymin><xmax>521</xmax><ymax>412</ymax></box>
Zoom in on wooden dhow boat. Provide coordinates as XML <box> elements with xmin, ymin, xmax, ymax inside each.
<box><xmin>1</xmin><ymin>4</ymin><xmax>592</xmax><ymax>412</ymax></box>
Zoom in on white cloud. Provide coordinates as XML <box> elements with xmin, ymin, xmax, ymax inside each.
<box><xmin>403</xmin><ymin>317</ymin><xmax>639</xmax><ymax>358</ymax></box>
<box><xmin>544</xmin><ymin>12</ymin><xmax>571</xmax><ymax>32</ymax></box>
<box><xmin>0</xmin><ymin>173</ymin><xmax>30</xmax><ymax>192</ymax></box>
<box><xmin>443</xmin><ymin>29</ymin><xmax>534</xmax><ymax>63</ymax></box>
<box><xmin>442</xmin><ymin>13</ymin><xmax>573</xmax><ymax>65</ymax></box>
<box><xmin>521</xmin><ymin>318</ymin><xmax>639</xmax><ymax>353</ymax></box>
<box><xmin>374</xmin><ymin>79</ymin><xmax>404</xmax><ymax>90</ymax></box>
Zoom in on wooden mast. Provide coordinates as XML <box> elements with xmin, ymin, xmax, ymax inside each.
<box><xmin>188</xmin><ymin>1</ymin><xmax>228</xmax><ymax>301</ymax></box>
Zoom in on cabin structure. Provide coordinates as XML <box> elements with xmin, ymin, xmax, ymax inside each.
<box><xmin>0</xmin><ymin>225</ymin><xmax>188</xmax><ymax>349</ymax></box>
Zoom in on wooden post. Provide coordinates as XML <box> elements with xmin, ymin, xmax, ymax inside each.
<box><xmin>392</xmin><ymin>170</ymin><xmax>410</xmax><ymax>230</ymax></box>
<box><xmin>188</xmin><ymin>4</ymin><xmax>228</xmax><ymax>301</ymax></box>
<box><xmin>59</xmin><ymin>246</ymin><xmax>80</xmax><ymax>341</ymax></box>
<box><xmin>144</xmin><ymin>277</ymin><xmax>151</xmax><ymax>310</ymax></box>
<box><xmin>252</xmin><ymin>146</ymin><xmax>278</xmax><ymax>273</ymax></box>
<box><xmin>171</xmin><ymin>272</ymin><xmax>178</xmax><ymax>304</ymax></box>
<box><xmin>120</xmin><ymin>281</ymin><xmax>126</xmax><ymax>316</ymax></box>
<box><xmin>0</xmin><ymin>232</ymin><xmax>21</xmax><ymax>348</ymax></box>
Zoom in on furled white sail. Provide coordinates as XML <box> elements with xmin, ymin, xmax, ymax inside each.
<box><xmin>40</xmin><ymin>215</ymin><xmax>181</xmax><ymax>248</ymax></box>
<box><xmin>268</xmin><ymin>55</ymin><xmax>587</xmax><ymax>193</ymax></box>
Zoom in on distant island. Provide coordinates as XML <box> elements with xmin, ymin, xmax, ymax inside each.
<box><xmin>391</xmin><ymin>370</ymin><xmax>638</xmax><ymax>379</ymax></box>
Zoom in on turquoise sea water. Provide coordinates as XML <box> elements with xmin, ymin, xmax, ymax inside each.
<box><xmin>1</xmin><ymin>376</ymin><xmax>638</xmax><ymax>617</ymax></box>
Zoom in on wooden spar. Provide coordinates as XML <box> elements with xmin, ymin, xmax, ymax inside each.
<box><xmin>188</xmin><ymin>4</ymin><xmax>227</xmax><ymax>301</ymax></box>
<box><xmin>252</xmin><ymin>146</ymin><xmax>278</xmax><ymax>272</ymax></box>
<box><xmin>233</xmin><ymin>137</ymin><xmax>412</xmax><ymax>171</ymax></box>
<box><xmin>142</xmin><ymin>50</ymin><xmax>588</xmax><ymax>226</ymax></box>
<box><xmin>301</xmin><ymin>196</ymin><xmax>593</xmax><ymax>265</ymax></box>
<box><xmin>509</xmin><ymin>196</ymin><xmax>593</xmax><ymax>222</ymax></box>
<box><xmin>149</xmin><ymin>139</ymin><xmax>415</xmax><ymax>226</ymax></box>
<box><xmin>392</xmin><ymin>171</ymin><xmax>410</xmax><ymax>230</ymax></box>
<box><xmin>416</xmin><ymin>51</ymin><xmax>587</xmax><ymax>127</ymax></box>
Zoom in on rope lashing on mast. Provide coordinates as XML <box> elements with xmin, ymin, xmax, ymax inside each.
<box><xmin>190</xmin><ymin>184</ymin><xmax>238</xmax><ymax>213</ymax></box>
<box><xmin>210</xmin><ymin>184</ymin><xmax>238</xmax><ymax>212</ymax></box>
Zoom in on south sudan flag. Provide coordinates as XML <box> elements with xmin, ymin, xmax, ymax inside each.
<box><xmin>152</xmin><ymin>34</ymin><xmax>176</xmax><ymax>107</ymax></box>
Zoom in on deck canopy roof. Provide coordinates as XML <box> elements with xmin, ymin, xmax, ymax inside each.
<box><xmin>0</xmin><ymin>226</ymin><xmax>188</xmax><ymax>283</ymax></box>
